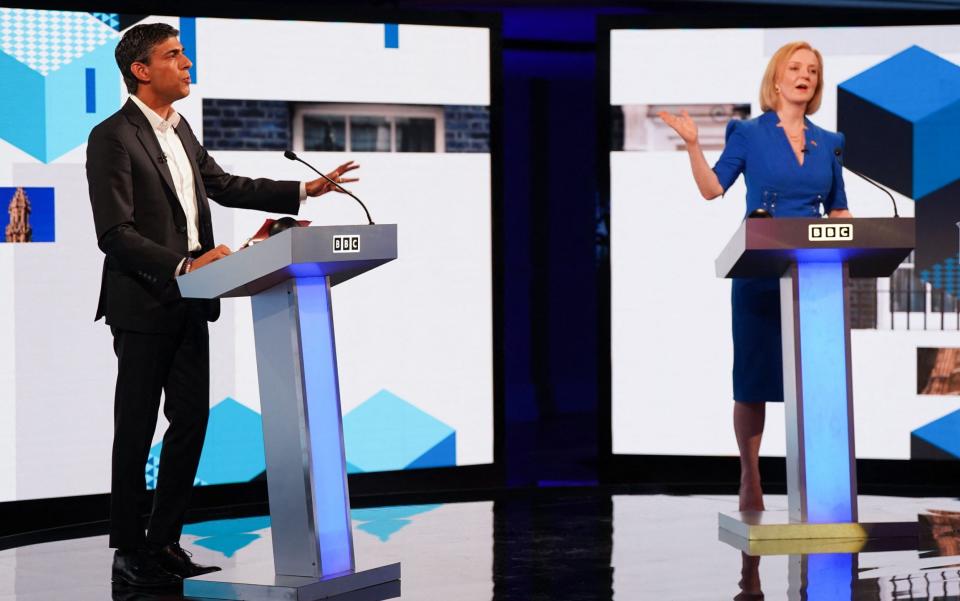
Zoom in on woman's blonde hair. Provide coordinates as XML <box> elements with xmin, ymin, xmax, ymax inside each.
<box><xmin>759</xmin><ymin>41</ymin><xmax>824</xmax><ymax>115</ymax></box>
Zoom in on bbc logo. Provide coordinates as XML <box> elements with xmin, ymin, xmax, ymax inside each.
<box><xmin>808</xmin><ymin>223</ymin><xmax>853</xmax><ymax>242</ymax></box>
<box><xmin>333</xmin><ymin>234</ymin><xmax>360</xmax><ymax>253</ymax></box>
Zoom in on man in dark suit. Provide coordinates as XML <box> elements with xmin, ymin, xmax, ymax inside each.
<box><xmin>87</xmin><ymin>23</ymin><xmax>358</xmax><ymax>588</ymax></box>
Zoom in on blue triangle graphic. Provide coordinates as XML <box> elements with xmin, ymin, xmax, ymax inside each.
<box><xmin>913</xmin><ymin>409</ymin><xmax>960</xmax><ymax>458</ymax></box>
<box><xmin>405</xmin><ymin>432</ymin><xmax>455</xmax><ymax>470</ymax></box>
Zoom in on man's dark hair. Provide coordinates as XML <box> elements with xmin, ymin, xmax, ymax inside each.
<box><xmin>115</xmin><ymin>23</ymin><xmax>180</xmax><ymax>94</ymax></box>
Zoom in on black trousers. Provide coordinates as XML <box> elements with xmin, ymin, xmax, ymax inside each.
<box><xmin>109</xmin><ymin>305</ymin><xmax>209</xmax><ymax>549</ymax></box>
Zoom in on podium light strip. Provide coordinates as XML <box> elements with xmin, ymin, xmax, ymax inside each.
<box><xmin>797</xmin><ymin>261</ymin><xmax>854</xmax><ymax>524</ymax></box>
<box><xmin>296</xmin><ymin>277</ymin><xmax>355</xmax><ymax>576</ymax></box>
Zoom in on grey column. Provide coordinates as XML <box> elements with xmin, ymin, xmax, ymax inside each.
<box><xmin>251</xmin><ymin>276</ymin><xmax>355</xmax><ymax>578</ymax></box>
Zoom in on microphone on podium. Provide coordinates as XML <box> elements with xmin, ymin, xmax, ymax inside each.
<box><xmin>834</xmin><ymin>147</ymin><xmax>899</xmax><ymax>218</ymax></box>
<box><xmin>283</xmin><ymin>150</ymin><xmax>374</xmax><ymax>225</ymax></box>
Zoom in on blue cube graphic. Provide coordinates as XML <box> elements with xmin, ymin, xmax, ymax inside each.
<box><xmin>911</xmin><ymin>408</ymin><xmax>960</xmax><ymax>460</ymax></box>
<box><xmin>147</xmin><ymin>397</ymin><xmax>266</xmax><ymax>488</ymax></box>
<box><xmin>838</xmin><ymin>46</ymin><xmax>960</xmax><ymax>199</ymax></box>
<box><xmin>343</xmin><ymin>389</ymin><xmax>456</xmax><ymax>473</ymax></box>
<box><xmin>0</xmin><ymin>9</ymin><xmax>120</xmax><ymax>162</ymax></box>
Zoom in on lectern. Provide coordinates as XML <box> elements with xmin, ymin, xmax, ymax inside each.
<box><xmin>715</xmin><ymin>217</ymin><xmax>915</xmax><ymax>543</ymax></box>
<box><xmin>176</xmin><ymin>225</ymin><xmax>400</xmax><ymax>600</ymax></box>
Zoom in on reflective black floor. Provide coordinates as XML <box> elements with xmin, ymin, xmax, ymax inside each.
<box><xmin>2</xmin><ymin>492</ymin><xmax>960</xmax><ymax>600</ymax></box>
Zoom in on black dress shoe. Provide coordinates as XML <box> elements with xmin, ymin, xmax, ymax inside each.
<box><xmin>112</xmin><ymin>549</ymin><xmax>181</xmax><ymax>588</ymax></box>
<box><xmin>152</xmin><ymin>542</ymin><xmax>221</xmax><ymax>578</ymax></box>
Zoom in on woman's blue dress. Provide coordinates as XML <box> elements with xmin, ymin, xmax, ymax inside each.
<box><xmin>712</xmin><ymin>111</ymin><xmax>848</xmax><ymax>403</ymax></box>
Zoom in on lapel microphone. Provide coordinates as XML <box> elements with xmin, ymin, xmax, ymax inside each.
<box><xmin>157</xmin><ymin>153</ymin><xmax>168</xmax><ymax>164</ymax></box>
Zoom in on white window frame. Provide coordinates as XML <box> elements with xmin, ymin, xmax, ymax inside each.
<box><xmin>292</xmin><ymin>103</ymin><xmax>445</xmax><ymax>153</ymax></box>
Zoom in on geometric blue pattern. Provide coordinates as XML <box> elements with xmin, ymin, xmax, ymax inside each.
<box><xmin>839</xmin><ymin>46</ymin><xmax>960</xmax><ymax>124</ymax></box>
<box><xmin>89</xmin><ymin>12</ymin><xmax>120</xmax><ymax>31</ymax></box>
<box><xmin>145</xmin><ymin>389</ymin><xmax>457</xmax><ymax>488</ymax></box>
<box><xmin>179</xmin><ymin>504</ymin><xmax>444</xmax><ymax>558</ymax></box>
<box><xmin>0</xmin><ymin>9</ymin><xmax>117</xmax><ymax>75</ymax></box>
<box><xmin>839</xmin><ymin>46</ymin><xmax>960</xmax><ymax>199</ymax></box>
<box><xmin>839</xmin><ymin>45</ymin><xmax>960</xmax><ymax>297</ymax></box>
<box><xmin>352</xmin><ymin>504</ymin><xmax>441</xmax><ymax>542</ymax></box>
<box><xmin>912</xmin><ymin>408</ymin><xmax>960</xmax><ymax>459</ymax></box>
<box><xmin>920</xmin><ymin>257</ymin><xmax>960</xmax><ymax>297</ymax></box>
<box><xmin>183</xmin><ymin>516</ymin><xmax>271</xmax><ymax>558</ymax></box>
<box><xmin>146</xmin><ymin>397</ymin><xmax>265</xmax><ymax>489</ymax></box>
<box><xmin>0</xmin><ymin>9</ymin><xmax>120</xmax><ymax>162</ymax></box>
<box><xmin>343</xmin><ymin>389</ymin><xmax>456</xmax><ymax>474</ymax></box>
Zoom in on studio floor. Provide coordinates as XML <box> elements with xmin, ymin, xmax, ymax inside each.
<box><xmin>2</xmin><ymin>491</ymin><xmax>960</xmax><ymax>600</ymax></box>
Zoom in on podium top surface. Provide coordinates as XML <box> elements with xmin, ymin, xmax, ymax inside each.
<box><xmin>177</xmin><ymin>224</ymin><xmax>397</xmax><ymax>299</ymax></box>
<box><xmin>715</xmin><ymin>217</ymin><xmax>914</xmax><ymax>279</ymax></box>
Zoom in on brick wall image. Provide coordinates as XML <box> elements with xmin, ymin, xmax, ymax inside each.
<box><xmin>443</xmin><ymin>105</ymin><xmax>490</xmax><ymax>153</ymax></box>
<box><xmin>202</xmin><ymin>99</ymin><xmax>489</xmax><ymax>153</ymax></box>
<box><xmin>202</xmin><ymin>99</ymin><xmax>291</xmax><ymax>151</ymax></box>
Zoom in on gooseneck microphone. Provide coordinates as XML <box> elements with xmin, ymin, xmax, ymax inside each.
<box><xmin>834</xmin><ymin>147</ymin><xmax>899</xmax><ymax>218</ymax></box>
<box><xmin>283</xmin><ymin>150</ymin><xmax>374</xmax><ymax>225</ymax></box>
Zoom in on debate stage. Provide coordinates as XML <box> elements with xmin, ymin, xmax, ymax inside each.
<box><xmin>2</xmin><ymin>489</ymin><xmax>959</xmax><ymax>600</ymax></box>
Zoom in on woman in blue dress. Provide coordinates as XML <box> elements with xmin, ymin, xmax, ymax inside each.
<box><xmin>660</xmin><ymin>41</ymin><xmax>852</xmax><ymax>511</ymax></box>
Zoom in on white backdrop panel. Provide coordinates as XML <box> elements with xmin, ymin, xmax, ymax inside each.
<box><xmin>610</xmin><ymin>25</ymin><xmax>960</xmax><ymax>459</ymax></box>
<box><xmin>197</xmin><ymin>20</ymin><xmax>489</xmax><ymax>105</ymax></box>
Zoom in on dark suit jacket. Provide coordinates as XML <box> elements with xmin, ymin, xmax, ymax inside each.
<box><xmin>87</xmin><ymin>98</ymin><xmax>300</xmax><ymax>333</ymax></box>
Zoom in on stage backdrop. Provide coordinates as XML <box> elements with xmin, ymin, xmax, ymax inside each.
<box><xmin>609</xmin><ymin>24</ymin><xmax>960</xmax><ymax>461</ymax></box>
<box><xmin>0</xmin><ymin>9</ymin><xmax>494</xmax><ymax>501</ymax></box>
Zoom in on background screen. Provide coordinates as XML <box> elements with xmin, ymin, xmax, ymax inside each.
<box><xmin>0</xmin><ymin>9</ymin><xmax>495</xmax><ymax>501</ymax></box>
<box><xmin>609</xmin><ymin>24</ymin><xmax>960</xmax><ymax>461</ymax></box>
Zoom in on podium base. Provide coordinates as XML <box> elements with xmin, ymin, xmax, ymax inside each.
<box><xmin>718</xmin><ymin>510</ymin><xmax>918</xmax><ymax>549</ymax></box>
<box><xmin>718</xmin><ymin>525</ymin><xmax>920</xmax><ymax>556</ymax></box>
<box><xmin>184</xmin><ymin>562</ymin><xmax>400</xmax><ymax>601</ymax></box>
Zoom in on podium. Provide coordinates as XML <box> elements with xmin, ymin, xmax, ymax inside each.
<box><xmin>715</xmin><ymin>217</ymin><xmax>915</xmax><ymax>543</ymax></box>
<box><xmin>176</xmin><ymin>225</ymin><xmax>400</xmax><ymax>600</ymax></box>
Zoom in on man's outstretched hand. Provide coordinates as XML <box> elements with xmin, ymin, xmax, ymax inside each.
<box><xmin>305</xmin><ymin>160</ymin><xmax>360</xmax><ymax>197</ymax></box>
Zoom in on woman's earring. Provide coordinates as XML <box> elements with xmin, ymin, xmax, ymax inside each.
<box><xmin>775</xmin><ymin>85</ymin><xmax>781</xmax><ymax>93</ymax></box>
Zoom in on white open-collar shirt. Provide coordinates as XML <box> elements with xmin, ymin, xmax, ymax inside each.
<box><xmin>129</xmin><ymin>95</ymin><xmax>308</xmax><ymax>262</ymax></box>
<box><xmin>130</xmin><ymin>93</ymin><xmax>203</xmax><ymax>252</ymax></box>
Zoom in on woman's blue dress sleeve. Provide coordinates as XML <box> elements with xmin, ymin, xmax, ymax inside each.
<box><xmin>824</xmin><ymin>131</ymin><xmax>848</xmax><ymax>213</ymax></box>
<box><xmin>712</xmin><ymin>120</ymin><xmax>748</xmax><ymax>193</ymax></box>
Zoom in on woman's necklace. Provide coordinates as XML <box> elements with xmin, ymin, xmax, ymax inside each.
<box><xmin>780</xmin><ymin>121</ymin><xmax>807</xmax><ymax>161</ymax></box>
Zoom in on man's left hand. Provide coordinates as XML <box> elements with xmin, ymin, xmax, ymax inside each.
<box><xmin>305</xmin><ymin>160</ymin><xmax>360</xmax><ymax>197</ymax></box>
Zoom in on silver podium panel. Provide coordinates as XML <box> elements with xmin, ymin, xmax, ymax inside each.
<box><xmin>177</xmin><ymin>225</ymin><xmax>398</xmax><ymax>299</ymax></box>
<box><xmin>184</xmin><ymin>562</ymin><xmax>401</xmax><ymax>600</ymax></box>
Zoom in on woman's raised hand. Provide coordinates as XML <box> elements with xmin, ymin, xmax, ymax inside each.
<box><xmin>658</xmin><ymin>110</ymin><xmax>699</xmax><ymax>146</ymax></box>
<box><xmin>657</xmin><ymin>109</ymin><xmax>723</xmax><ymax>200</ymax></box>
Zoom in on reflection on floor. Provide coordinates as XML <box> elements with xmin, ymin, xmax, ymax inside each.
<box><xmin>1</xmin><ymin>492</ymin><xmax>959</xmax><ymax>600</ymax></box>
